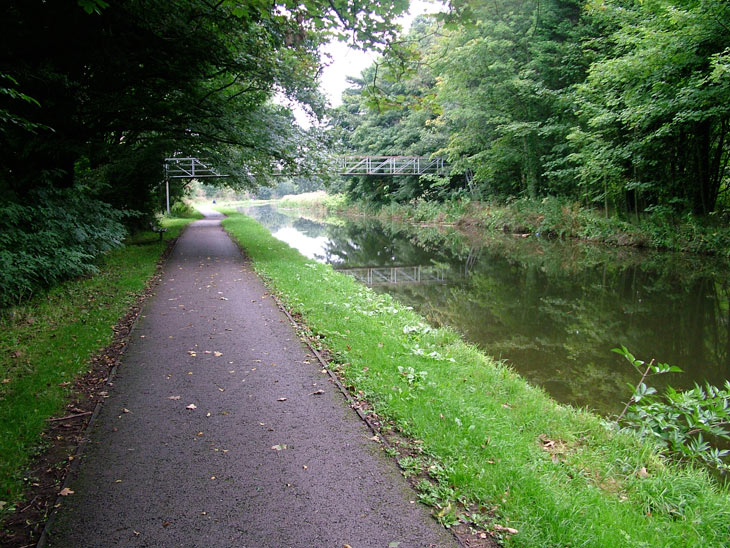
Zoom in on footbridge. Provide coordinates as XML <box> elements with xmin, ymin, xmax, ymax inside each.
<box><xmin>162</xmin><ymin>155</ymin><xmax>448</xmax><ymax>212</ymax></box>
<box><xmin>337</xmin><ymin>156</ymin><xmax>447</xmax><ymax>176</ymax></box>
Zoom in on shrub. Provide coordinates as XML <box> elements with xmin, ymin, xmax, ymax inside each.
<box><xmin>0</xmin><ymin>186</ymin><xmax>126</xmax><ymax>307</ymax></box>
<box><xmin>168</xmin><ymin>200</ymin><xmax>199</xmax><ymax>218</ymax></box>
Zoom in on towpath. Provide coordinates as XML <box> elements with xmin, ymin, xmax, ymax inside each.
<box><xmin>45</xmin><ymin>211</ymin><xmax>457</xmax><ymax>548</ymax></box>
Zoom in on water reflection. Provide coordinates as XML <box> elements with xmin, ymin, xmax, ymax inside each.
<box><xmin>242</xmin><ymin>204</ymin><xmax>730</xmax><ymax>415</ymax></box>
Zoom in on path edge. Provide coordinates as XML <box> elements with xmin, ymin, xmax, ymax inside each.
<box><xmin>34</xmin><ymin>231</ymin><xmax>186</xmax><ymax>548</ymax></box>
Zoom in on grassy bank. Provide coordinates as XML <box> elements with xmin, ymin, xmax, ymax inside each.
<box><xmin>282</xmin><ymin>193</ymin><xmax>730</xmax><ymax>257</ymax></box>
<box><xmin>0</xmin><ymin>215</ymin><xmax>198</xmax><ymax>512</ymax></box>
<box><xmin>221</xmin><ymin>210</ymin><xmax>729</xmax><ymax>547</ymax></box>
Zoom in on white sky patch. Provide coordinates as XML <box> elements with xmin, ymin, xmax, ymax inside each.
<box><xmin>271</xmin><ymin>227</ymin><xmax>331</xmax><ymax>260</ymax></box>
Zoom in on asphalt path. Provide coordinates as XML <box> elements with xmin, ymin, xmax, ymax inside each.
<box><xmin>46</xmin><ymin>211</ymin><xmax>457</xmax><ymax>548</ymax></box>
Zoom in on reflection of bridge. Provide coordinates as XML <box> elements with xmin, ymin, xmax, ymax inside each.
<box><xmin>337</xmin><ymin>156</ymin><xmax>446</xmax><ymax>176</ymax></box>
<box><xmin>334</xmin><ymin>265</ymin><xmax>450</xmax><ymax>286</ymax></box>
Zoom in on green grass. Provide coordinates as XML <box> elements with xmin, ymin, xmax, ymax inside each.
<box><xmin>221</xmin><ymin>210</ymin><xmax>730</xmax><ymax>547</ymax></box>
<box><xmin>0</xmin><ymin>216</ymin><xmax>198</xmax><ymax>512</ymax></box>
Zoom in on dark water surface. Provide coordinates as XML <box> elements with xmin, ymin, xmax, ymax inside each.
<box><xmin>242</xmin><ymin>204</ymin><xmax>730</xmax><ymax>415</ymax></box>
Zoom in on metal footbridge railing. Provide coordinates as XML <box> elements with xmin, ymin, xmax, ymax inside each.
<box><xmin>337</xmin><ymin>156</ymin><xmax>447</xmax><ymax>176</ymax></box>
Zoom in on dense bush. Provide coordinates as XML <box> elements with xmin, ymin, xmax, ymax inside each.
<box><xmin>168</xmin><ymin>200</ymin><xmax>199</xmax><ymax>219</ymax></box>
<box><xmin>0</xmin><ymin>186</ymin><xmax>126</xmax><ymax>307</ymax></box>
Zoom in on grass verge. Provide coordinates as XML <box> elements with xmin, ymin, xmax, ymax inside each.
<box><xmin>0</xmin><ymin>216</ymin><xmax>198</xmax><ymax>514</ymax></box>
<box><xmin>221</xmin><ymin>210</ymin><xmax>730</xmax><ymax>547</ymax></box>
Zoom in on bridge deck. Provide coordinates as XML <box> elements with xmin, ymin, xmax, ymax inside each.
<box><xmin>337</xmin><ymin>156</ymin><xmax>446</xmax><ymax>176</ymax></box>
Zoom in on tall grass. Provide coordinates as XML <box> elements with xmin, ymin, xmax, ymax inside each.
<box><xmin>222</xmin><ymin>210</ymin><xmax>730</xmax><ymax>547</ymax></box>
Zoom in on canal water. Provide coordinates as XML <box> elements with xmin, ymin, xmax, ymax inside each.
<box><xmin>241</xmin><ymin>203</ymin><xmax>730</xmax><ymax>416</ymax></box>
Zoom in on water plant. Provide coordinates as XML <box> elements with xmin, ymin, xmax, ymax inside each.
<box><xmin>614</xmin><ymin>345</ymin><xmax>730</xmax><ymax>474</ymax></box>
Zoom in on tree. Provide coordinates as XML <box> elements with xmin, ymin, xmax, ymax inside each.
<box><xmin>573</xmin><ymin>0</ymin><xmax>730</xmax><ymax>215</ymax></box>
<box><xmin>0</xmin><ymin>0</ymin><xmax>407</xmax><ymax>303</ymax></box>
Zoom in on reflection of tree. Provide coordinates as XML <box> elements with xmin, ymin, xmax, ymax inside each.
<box><xmin>291</xmin><ymin>218</ymin><xmax>330</xmax><ymax>239</ymax></box>
<box><xmin>382</xmin><ymin>244</ymin><xmax>730</xmax><ymax>416</ymax></box>
<box><xmin>322</xmin><ymin>222</ymin><xmax>461</xmax><ymax>269</ymax></box>
<box><xmin>242</xmin><ymin>205</ymin><xmax>292</xmax><ymax>232</ymax></box>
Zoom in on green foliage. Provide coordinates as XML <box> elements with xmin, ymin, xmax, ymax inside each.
<box><xmin>614</xmin><ymin>346</ymin><xmax>730</xmax><ymax>475</ymax></box>
<box><xmin>168</xmin><ymin>201</ymin><xmax>200</xmax><ymax>219</ymax></box>
<box><xmin>0</xmin><ymin>186</ymin><xmax>126</xmax><ymax>308</ymax></box>
<box><xmin>575</xmin><ymin>0</ymin><xmax>730</xmax><ymax>215</ymax></box>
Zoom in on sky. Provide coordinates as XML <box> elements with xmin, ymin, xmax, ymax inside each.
<box><xmin>319</xmin><ymin>0</ymin><xmax>445</xmax><ymax>107</ymax></box>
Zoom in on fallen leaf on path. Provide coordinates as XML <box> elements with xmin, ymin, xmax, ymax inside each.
<box><xmin>277</xmin><ymin>397</ymin><xmax>287</xmax><ymax>401</ymax></box>
<box><xmin>59</xmin><ymin>488</ymin><xmax>74</xmax><ymax>496</ymax></box>
<box><xmin>122</xmin><ymin>408</ymin><xmax>131</xmax><ymax>414</ymax></box>
<box><xmin>214</xmin><ymin>351</ymin><xmax>222</xmax><ymax>357</ymax></box>
<box><xmin>310</xmin><ymin>389</ymin><xmax>325</xmax><ymax>396</ymax></box>
<box><xmin>186</xmin><ymin>404</ymin><xmax>197</xmax><ymax>410</ymax></box>
<box><xmin>271</xmin><ymin>444</ymin><xmax>287</xmax><ymax>451</ymax></box>
<box><xmin>168</xmin><ymin>396</ymin><xmax>181</xmax><ymax>400</ymax></box>
<box><xmin>220</xmin><ymin>297</ymin><xmax>228</xmax><ymax>301</ymax></box>
<box><xmin>389</xmin><ymin>542</ymin><xmax>401</xmax><ymax>548</ymax></box>
<box><xmin>188</xmin><ymin>351</ymin><xmax>197</xmax><ymax>357</ymax></box>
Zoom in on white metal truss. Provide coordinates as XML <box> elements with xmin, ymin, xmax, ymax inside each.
<box><xmin>162</xmin><ymin>157</ymin><xmax>229</xmax><ymax>214</ymax></box>
<box><xmin>337</xmin><ymin>156</ymin><xmax>446</xmax><ymax>176</ymax></box>
<box><xmin>164</xmin><ymin>157</ymin><xmax>228</xmax><ymax>179</ymax></box>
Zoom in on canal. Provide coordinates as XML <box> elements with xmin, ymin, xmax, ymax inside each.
<box><xmin>241</xmin><ymin>203</ymin><xmax>730</xmax><ymax>416</ymax></box>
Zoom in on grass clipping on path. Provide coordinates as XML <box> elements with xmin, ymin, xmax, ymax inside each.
<box><xmin>0</xmin><ymin>217</ymin><xmax>196</xmax><ymax>509</ymax></box>
<box><xmin>222</xmin><ymin>211</ymin><xmax>730</xmax><ymax>548</ymax></box>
